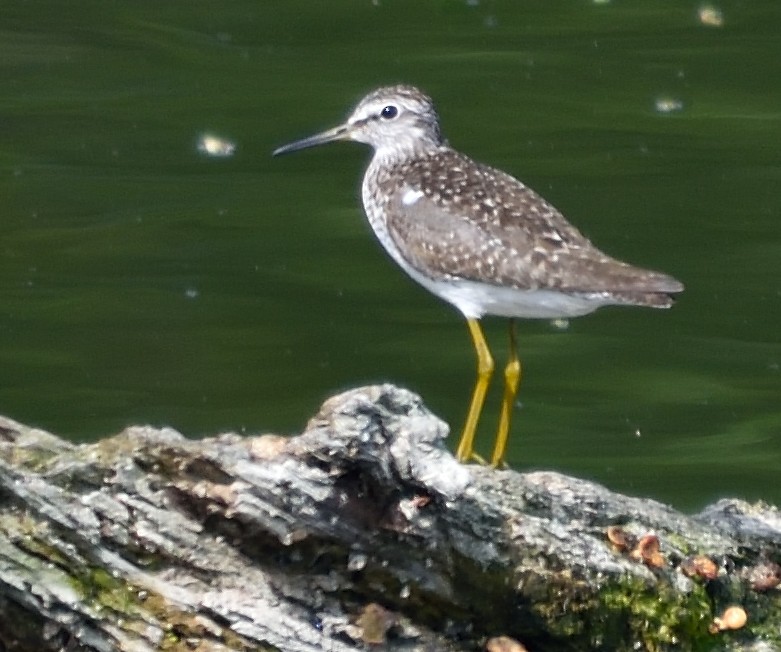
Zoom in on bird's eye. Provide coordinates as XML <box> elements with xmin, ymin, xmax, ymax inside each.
<box><xmin>380</xmin><ymin>105</ymin><xmax>398</xmax><ymax>120</ymax></box>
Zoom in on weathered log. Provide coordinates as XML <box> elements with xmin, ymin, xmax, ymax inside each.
<box><xmin>0</xmin><ymin>384</ymin><xmax>778</xmax><ymax>652</ymax></box>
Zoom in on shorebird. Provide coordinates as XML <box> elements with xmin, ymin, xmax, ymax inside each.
<box><xmin>273</xmin><ymin>85</ymin><xmax>683</xmax><ymax>466</ymax></box>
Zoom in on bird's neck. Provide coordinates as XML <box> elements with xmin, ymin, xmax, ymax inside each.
<box><xmin>371</xmin><ymin>138</ymin><xmax>445</xmax><ymax>169</ymax></box>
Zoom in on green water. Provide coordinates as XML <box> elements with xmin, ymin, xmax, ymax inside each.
<box><xmin>1</xmin><ymin>1</ymin><xmax>779</xmax><ymax>511</ymax></box>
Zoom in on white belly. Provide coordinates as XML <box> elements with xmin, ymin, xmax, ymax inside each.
<box><xmin>409</xmin><ymin>272</ymin><xmax>611</xmax><ymax>319</ymax></box>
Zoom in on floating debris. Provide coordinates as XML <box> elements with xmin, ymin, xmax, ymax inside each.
<box><xmin>550</xmin><ymin>318</ymin><xmax>570</xmax><ymax>331</ymax></box>
<box><xmin>654</xmin><ymin>96</ymin><xmax>684</xmax><ymax>114</ymax></box>
<box><xmin>698</xmin><ymin>4</ymin><xmax>724</xmax><ymax>27</ymax></box>
<box><xmin>197</xmin><ymin>132</ymin><xmax>236</xmax><ymax>158</ymax></box>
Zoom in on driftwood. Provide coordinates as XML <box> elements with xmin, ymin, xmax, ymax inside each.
<box><xmin>0</xmin><ymin>384</ymin><xmax>779</xmax><ymax>652</ymax></box>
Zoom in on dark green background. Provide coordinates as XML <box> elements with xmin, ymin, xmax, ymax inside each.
<box><xmin>2</xmin><ymin>1</ymin><xmax>779</xmax><ymax>510</ymax></box>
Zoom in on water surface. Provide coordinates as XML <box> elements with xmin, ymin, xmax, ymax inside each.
<box><xmin>1</xmin><ymin>0</ymin><xmax>779</xmax><ymax>510</ymax></box>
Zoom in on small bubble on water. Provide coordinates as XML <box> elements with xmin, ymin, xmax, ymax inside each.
<box><xmin>654</xmin><ymin>96</ymin><xmax>684</xmax><ymax>114</ymax></box>
<box><xmin>197</xmin><ymin>133</ymin><xmax>236</xmax><ymax>158</ymax></box>
<box><xmin>698</xmin><ymin>4</ymin><xmax>723</xmax><ymax>27</ymax></box>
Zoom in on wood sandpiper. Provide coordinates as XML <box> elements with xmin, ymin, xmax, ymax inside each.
<box><xmin>273</xmin><ymin>84</ymin><xmax>684</xmax><ymax>467</ymax></box>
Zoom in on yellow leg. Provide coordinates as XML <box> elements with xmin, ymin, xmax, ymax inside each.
<box><xmin>455</xmin><ymin>318</ymin><xmax>494</xmax><ymax>462</ymax></box>
<box><xmin>491</xmin><ymin>319</ymin><xmax>522</xmax><ymax>467</ymax></box>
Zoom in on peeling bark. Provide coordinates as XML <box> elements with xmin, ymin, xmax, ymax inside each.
<box><xmin>0</xmin><ymin>384</ymin><xmax>779</xmax><ymax>652</ymax></box>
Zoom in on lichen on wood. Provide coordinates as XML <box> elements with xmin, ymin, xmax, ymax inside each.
<box><xmin>0</xmin><ymin>385</ymin><xmax>779</xmax><ymax>651</ymax></box>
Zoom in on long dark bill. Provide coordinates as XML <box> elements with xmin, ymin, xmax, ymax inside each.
<box><xmin>272</xmin><ymin>123</ymin><xmax>350</xmax><ymax>156</ymax></box>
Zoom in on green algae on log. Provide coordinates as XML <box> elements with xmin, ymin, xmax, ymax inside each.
<box><xmin>0</xmin><ymin>384</ymin><xmax>779</xmax><ymax>651</ymax></box>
